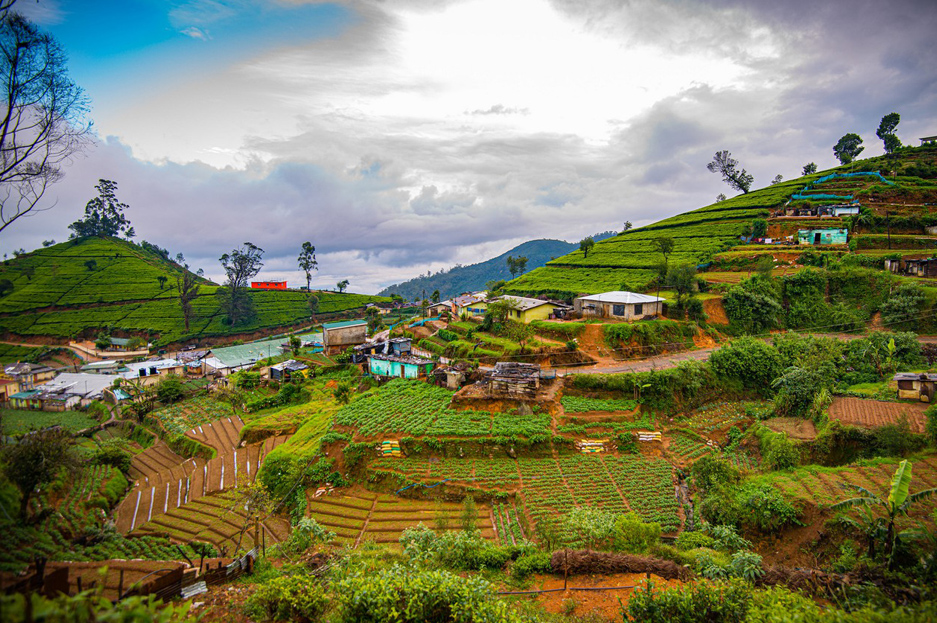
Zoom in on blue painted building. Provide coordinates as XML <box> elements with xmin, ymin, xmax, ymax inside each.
<box><xmin>798</xmin><ymin>228</ymin><xmax>848</xmax><ymax>245</ymax></box>
<box><xmin>367</xmin><ymin>354</ymin><xmax>434</xmax><ymax>379</ymax></box>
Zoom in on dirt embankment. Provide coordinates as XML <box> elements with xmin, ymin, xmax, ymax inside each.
<box><xmin>702</xmin><ymin>298</ymin><xmax>728</xmax><ymax>325</ymax></box>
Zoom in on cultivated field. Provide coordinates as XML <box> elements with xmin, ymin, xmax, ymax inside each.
<box><xmin>305</xmin><ymin>490</ymin><xmax>495</xmax><ymax>548</ymax></box>
<box><xmin>133</xmin><ymin>490</ymin><xmax>291</xmax><ymax>554</ymax></box>
<box><xmin>829</xmin><ymin>397</ymin><xmax>927</xmax><ymax>434</ymax></box>
<box><xmin>115</xmin><ymin>421</ymin><xmax>288</xmax><ymax>533</ymax></box>
<box><xmin>369</xmin><ymin>454</ymin><xmax>682</xmax><ymax>533</ymax></box>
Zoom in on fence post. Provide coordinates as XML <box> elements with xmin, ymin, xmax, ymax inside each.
<box><xmin>564</xmin><ymin>549</ymin><xmax>568</xmax><ymax>591</ymax></box>
<box><xmin>118</xmin><ymin>569</ymin><xmax>124</xmax><ymax>599</ymax></box>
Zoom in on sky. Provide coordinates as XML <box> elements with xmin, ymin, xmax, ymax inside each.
<box><xmin>3</xmin><ymin>0</ymin><xmax>937</xmax><ymax>293</ymax></box>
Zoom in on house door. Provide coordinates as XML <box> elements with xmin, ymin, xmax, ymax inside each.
<box><xmin>814</xmin><ymin>233</ymin><xmax>821</xmax><ymax>245</ymax></box>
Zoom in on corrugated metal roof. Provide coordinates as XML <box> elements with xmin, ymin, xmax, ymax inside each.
<box><xmin>576</xmin><ymin>291</ymin><xmax>664</xmax><ymax>304</ymax></box>
<box><xmin>208</xmin><ymin>338</ymin><xmax>286</xmax><ymax>368</ymax></box>
<box><xmin>322</xmin><ymin>320</ymin><xmax>367</xmax><ymax>330</ymax></box>
<box><xmin>491</xmin><ymin>295</ymin><xmax>561</xmax><ymax>312</ymax></box>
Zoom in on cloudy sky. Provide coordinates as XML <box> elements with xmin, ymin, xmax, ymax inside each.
<box><xmin>4</xmin><ymin>0</ymin><xmax>936</xmax><ymax>292</ymax></box>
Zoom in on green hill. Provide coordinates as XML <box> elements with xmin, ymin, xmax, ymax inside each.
<box><xmin>505</xmin><ymin>146</ymin><xmax>937</xmax><ymax>299</ymax></box>
<box><xmin>0</xmin><ymin>237</ymin><xmax>386</xmax><ymax>346</ymax></box>
<box><xmin>379</xmin><ymin>232</ymin><xmax>617</xmax><ymax>301</ymax></box>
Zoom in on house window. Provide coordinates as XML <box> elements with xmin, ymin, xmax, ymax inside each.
<box><xmin>634</xmin><ymin>303</ymin><xmax>643</xmax><ymax>315</ymax></box>
<box><xmin>612</xmin><ymin>304</ymin><xmax>625</xmax><ymax>316</ymax></box>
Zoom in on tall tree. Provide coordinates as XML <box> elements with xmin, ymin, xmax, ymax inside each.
<box><xmin>802</xmin><ymin>162</ymin><xmax>817</xmax><ymax>176</ymax></box>
<box><xmin>833</xmin><ymin>133</ymin><xmax>864</xmax><ymax>165</ymax></box>
<box><xmin>177</xmin><ymin>269</ymin><xmax>201</xmax><ymax>332</ymax></box>
<box><xmin>876</xmin><ymin>112</ymin><xmax>902</xmax><ymax>154</ymax></box>
<box><xmin>707</xmin><ymin>150</ymin><xmax>753</xmax><ymax>194</ymax></box>
<box><xmin>2</xmin><ymin>428</ymin><xmax>74</xmax><ymax>519</ymax></box>
<box><xmin>579</xmin><ymin>236</ymin><xmax>595</xmax><ymax>259</ymax></box>
<box><xmin>219</xmin><ymin>242</ymin><xmax>263</xmax><ymax>325</ymax></box>
<box><xmin>506</xmin><ymin>255</ymin><xmax>529</xmax><ymax>278</ymax></box>
<box><xmin>622</xmin><ymin>221</ymin><xmax>633</xmax><ymax>232</ymax></box>
<box><xmin>336</xmin><ymin>279</ymin><xmax>349</xmax><ymax>293</ymax></box>
<box><xmin>297</xmin><ymin>241</ymin><xmax>317</xmax><ymax>291</ymax></box>
<box><xmin>0</xmin><ymin>11</ymin><xmax>91</xmax><ymax>235</ymax></box>
<box><xmin>68</xmin><ymin>179</ymin><xmax>134</xmax><ymax>238</ymax></box>
<box><xmin>431</xmin><ymin>289</ymin><xmax>440</xmax><ymax>303</ymax></box>
<box><xmin>307</xmin><ymin>293</ymin><xmax>319</xmax><ymax>323</ymax></box>
<box><xmin>771</xmin><ymin>174</ymin><xmax>783</xmax><ymax>185</ymax></box>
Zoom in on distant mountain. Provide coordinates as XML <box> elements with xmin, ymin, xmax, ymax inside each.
<box><xmin>379</xmin><ymin>232</ymin><xmax>617</xmax><ymax>301</ymax></box>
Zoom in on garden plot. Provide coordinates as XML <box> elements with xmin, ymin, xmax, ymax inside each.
<box><xmin>369</xmin><ymin>454</ymin><xmax>682</xmax><ymax>535</ymax></box>
<box><xmin>333</xmin><ymin>378</ymin><xmax>551</xmax><ymax>440</ymax></box>
<box><xmin>151</xmin><ymin>396</ymin><xmax>233</xmax><ymax>436</ymax></box>
<box><xmin>829</xmin><ymin>397</ymin><xmax>927</xmax><ymax>434</ymax></box>
<box><xmin>132</xmin><ymin>490</ymin><xmax>291</xmax><ymax>555</ymax></box>
<box><xmin>305</xmin><ymin>490</ymin><xmax>494</xmax><ymax>548</ymax></box>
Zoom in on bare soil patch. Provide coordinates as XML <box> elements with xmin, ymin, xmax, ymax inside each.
<box><xmin>702</xmin><ymin>297</ymin><xmax>729</xmax><ymax>325</ymax></box>
<box><xmin>829</xmin><ymin>397</ymin><xmax>927</xmax><ymax>434</ymax></box>
<box><xmin>762</xmin><ymin>417</ymin><xmax>818</xmax><ymax>441</ymax></box>
<box><xmin>520</xmin><ymin>572</ymin><xmax>681</xmax><ymax>622</ymax></box>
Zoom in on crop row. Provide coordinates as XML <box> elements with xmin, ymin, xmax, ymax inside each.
<box><xmin>560</xmin><ymin>396</ymin><xmax>638</xmax><ymax>413</ymax></box>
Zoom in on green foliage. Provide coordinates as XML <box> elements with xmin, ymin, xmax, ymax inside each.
<box><xmin>603</xmin><ymin>319</ymin><xmax>697</xmax><ymax>351</ymax></box>
<box><xmin>834</xmin><ymin>133</ymin><xmax>865</xmax><ymax>165</ymax></box>
<box><xmin>155</xmin><ymin>374</ymin><xmax>185</xmax><ymax>404</ymax></box>
<box><xmin>529</xmin><ymin>320</ymin><xmax>584</xmax><ymax>339</ymax></box>
<box><xmin>691</xmin><ymin>455</ymin><xmax>741</xmax><ymax>491</ymax></box>
<box><xmin>246</xmin><ymin>573</ymin><xmax>328</xmax><ymax>622</ymax></box>
<box><xmin>335</xmin><ymin>565</ymin><xmax>521</xmax><ymax>623</ymax></box>
<box><xmin>611</xmin><ymin>512</ymin><xmax>661</xmax><ymax>553</ymax></box>
<box><xmin>738</xmin><ymin>483</ymin><xmax>802</xmax><ymax>533</ymax></box>
<box><xmin>709</xmin><ymin>337</ymin><xmax>783</xmax><ymax>395</ymax></box>
<box><xmin>627</xmin><ymin>578</ymin><xmax>754</xmax><ymax>623</ymax></box>
<box><xmin>1</xmin><ymin>590</ymin><xmax>197</xmax><ymax>623</ymax></box>
<box><xmin>563</xmin><ymin>507</ymin><xmax>617</xmax><ymax>549</ymax></box>
<box><xmin>511</xmin><ymin>551</ymin><xmax>552</xmax><ymax>579</ymax></box>
<box><xmin>561</xmin><ymin>396</ymin><xmax>637</xmax><ymax>413</ymax></box>
<box><xmin>926</xmin><ymin>404</ymin><xmax>937</xmax><ymax>445</ymax></box>
<box><xmin>676</xmin><ymin>530</ymin><xmax>716</xmax><ymax>551</ymax></box>
<box><xmin>880</xmin><ymin>282</ymin><xmax>927</xmax><ymax>330</ymax></box>
<box><xmin>68</xmin><ymin>180</ymin><xmax>135</xmax><ymax>239</ymax></box>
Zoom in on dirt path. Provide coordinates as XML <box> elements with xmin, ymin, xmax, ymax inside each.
<box><xmin>354</xmin><ymin>497</ymin><xmax>379</xmax><ymax>549</ymax></box>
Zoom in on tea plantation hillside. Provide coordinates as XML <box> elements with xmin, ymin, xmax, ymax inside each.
<box><xmin>0</xmin><ymin>237</ymin><xmax>387</xmax><ymax>346</ymax></box>
<box><xmin>505</xmin><ymin>145</ymin><xmax>937</xmax><ymax>299</ymax></box>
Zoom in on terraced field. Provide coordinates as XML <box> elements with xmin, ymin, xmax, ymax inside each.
<box><xmin>304</xmin><ymin>490</ymin><xmax>495</xmax><ymax>548</ymax></box>
<box><xmin>505</xmin><ymin>180</ymin><xmax>801</xmax><ymax>297</ymax></box>
<box><xmin>760</xmin><ymin>457</ymin><xmax>937</xmax><ymax>517</ymax></box>
<box><xmin>132</xmin><ymin>490</ymin><xmax>291</xmax><ymax>554</ymax></box>
<box><xmin>368</xmin><ymin>454</ymin><xmax>681</xmax><ymax>533</ymax></box>
<box><xmin>0</xmin><ymin>237</ymin><xmax>388</xmax><ymax>345</ymax></box>
<box><xmin>115</xmin><ymin>418</ymin><xmax>288</xmax><ymax>533</ymax></box>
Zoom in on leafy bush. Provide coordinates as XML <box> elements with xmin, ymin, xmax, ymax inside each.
<box><xmin>611</xmin><ymin>512</ymin><xmax>661</xmax><ymax>553</ymax></box>
<box><xmin>738</xmin><ymin>483</ymin><xmax>801</xmax><ymax>533</ymax></box>
<box><xmin>511</xmin><ymin>551</ymin><xmax>553</xmax><ymax>579</ymax></box>
<box><xmin>627</xmin><ymin>578</ymin><xmax>754</xmax><ymax>623</ymax></box>
<box><xmin>729</xmin><ymin>550</ymin><xmax>764</xmax><ymax>581</ymax></box>
<box><xmin>246</xmin><ymin>573</ymin><xmax>328</xmax><ymax>622</ymax></box>
<box><xmin>335</xmin><ymin>565</ymin><xmax>521</xmax><ymax>623</ymax></box>
<box><xmin>1</xmin><ymin>590</ymin><xmax>197</xmax><ymax>623</ymax></box>
<box><xmin>709</xmin><ymin>337</ymin><xmax>783</xmax><ymax>395</ymax></box>
<box><xmin>707</xmin><ymin>524</ymin><xmax>752</xmax><ymax>552</ymax></box>
<box><xmin>880</xmin><ymin>282</ymin><xmax>927</xmax><ymax>331</ymax></box>
<box><xmin>675</xmin><ymin>531</ymin><xmax>716</xmax><ymax>551</ymax></box>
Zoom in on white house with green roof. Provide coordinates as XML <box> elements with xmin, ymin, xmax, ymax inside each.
<box><xmin>203</xmin><ymin>337</ymin><xmax>287</xmax><ymax>376</ymax></box>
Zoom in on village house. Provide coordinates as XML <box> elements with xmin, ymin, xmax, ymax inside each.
<box><xmin>80</xmin><ymin>360</ymin><xmax>125</xmax><ymax>375</ymax></box>
<box><xmin>269</xmin><ymin>359</ymin><xmax>309</xmax><ymax>382</ymax></box>
<box><xmin>367</xmin><ymin>353</ymin><xmax>434</xmax><ymax>380</ymax></box>
<box><xmin>10</xmin><ymin>372</ymin><xmax>116</xmax><ymax>411</ymax></box>
<box><xmin>893</xmin><ymin>372</ymin><xmax>937</xmax><ymax>402</ymax></box>
<box><xmin>250</xmin><ymin>280</ymin><xmax>287</xmax><ymax>290</ymax></box>
<box><xmin>352</xmin><ymin>337</ymin><xmax>412</xmax><ymax>364</ymax></box>
<box><xmin>3</xmin><ymin>362</ymin><xmax>56</xmax><ymax>392</ymax></box>
<box><xmin>485</xmin><ymin>362</ymin><xmax>542</xmax><ymax>397</ymax></box>
<box><xmin>322</xmin><ymin>320</ymin><xmax>368</xmax><ymax>355</ymax></box>
<box><xmin>122</xmin><ymin>358</ymin><xmax>186</xmax><ymax>381</ymax></box>
<box><xmin>427</xmin><ymin>292</ymin><xmax>488</xmax><ymax>318</ymax></box>
<box><xmin>487</xmin><ymin>295</ymin><xmax>569</xmax><ymax>324</ymax></box>
<box><xmin>573</xmin><ymin>291</ymin><xmax>664</xmax><ymax>320</ymax></box>
<box><xmin>797</xmin><ymin>228</ymin><xmax>848</xmax><ymax>245</ymax></box>
<box><xmin>884</xmin><ymin>257</ymin><xmax>937</xmax><ymax>278</ymax></box>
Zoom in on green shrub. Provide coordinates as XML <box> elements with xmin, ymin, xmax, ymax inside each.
<box><xmin>1</xmin><ymin>590</ymin><xmax>197</xmax><ymax>623</ymax></box>
<box><xmin>245</xmin><ymin>573</ymin><xmax>328</xmax><ymax>622</ymax></box>
<box><xmin>627</xmin><ymin>578</ymin><xmax>753</xmax><ymax>623</ymax></box>
<box><xmin>729</xmin><ymin>550</ymin><xmax>764</xmax><ymax>581</ymax></box>
<box><xmin>738</xmin><ymin>483</ymin><xmax>801</xmax><ymax>533</ymax></box>
<box><xmin>675</xmin><ymin>531</ymin><xmax>716</xmax><ymax>551</ymax></box>
<box><xmin>611</xmin><ymin>512</ymin><xmax>661</xmax><ymax>554</ymax></box>
<box><xmin>335</xmin><ymin>566</ymin><xmax>521</xmax><ymax>623</ymax></box>
<box><xmin>709</xmin><ymin>337</ymin><xmax>783</xmax><ymax>395</ymax></box>
<box><xmin>512</xmin><ymin>551</ymin><xmax>552</xmax><ymax>579</ymax></box>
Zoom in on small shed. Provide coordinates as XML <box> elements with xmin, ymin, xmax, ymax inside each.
<box><xmin>367</xmin><ymin>354</ymin><xmax>434</xmax><ymax>379</ymax></box>
<box><xmin>894</xmin><ymin>372</ymin><xmax>937</xmax><ymax>402</ymax></box>
<box><xmin>270</xmin><ymin>359</ymin><xmax>309</xmax><ymax>382</ymax></box>
<box><xmin>574</xmin><ymin>291</ymin><xmax>664</xmax><ymax>320</ymax></box>
<box><xmin>322</xmin><ymin>320</ymin><xmax>368</xmax><ymax>355</ymax></box>
<box><xmin>798</xmin><ymin>228</ymin><xmax>848</xmax><ymax>245</ymax></box>
<box><xmin>904</xmin><ymin>258</ymin><xmax>937</xmax><ymax>278</ymax></box>
<box><xmin>486</xmin><ymin>362</ymin><xmax>541</xmax><ymax>397</ymax></box>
